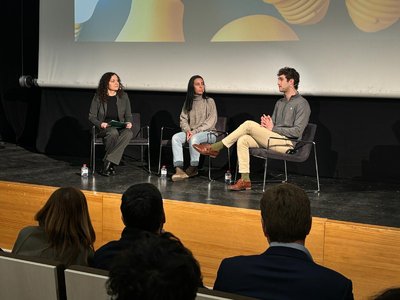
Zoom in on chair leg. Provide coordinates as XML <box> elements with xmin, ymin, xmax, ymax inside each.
<box><xmin>158</xmin><ymin>144</ymin><xmax>163</xmax><ymax>175</ymax></box>
<box><xmin>140</xmin><ymin>145</ymin><xmax>144</xmax><ymax>170</ymax></box>
<box><xmin>313</xmin><ymin>142</ymin><xmax>320</xmax><ymax>193</ymax></box>
<box><xmin>92</xmin><ymin>144</ymin><xmax>96</xmax><ymax>175</ymax></box>
<box><xmin>262</xmin><ymin>159</ymin><xmax>268</xmax><ymax>192</ymax></box>
<box><xmin>147</xmin><ymin>144</ymin><xmax>151</xmax><ymax>174</ymax></box>
<box><xmin>208</xmin><ymin>156</ymin><xmax>213</xmax><ymax>181</ymax></box>
<box><xmin>227</xmin><ymin>147</ymin><xmax>231</xmax><ymax>173</ymax></box>
<box><xmin>283</xmin><ymin>160</ymin><xmax>288</xmax><ymax>182</ymax></box>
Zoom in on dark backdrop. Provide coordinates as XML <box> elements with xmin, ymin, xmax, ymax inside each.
<box><xmin>2</xmin><ymin>1</ymin><xmax>399</xmax><ymax>182</ymax></box>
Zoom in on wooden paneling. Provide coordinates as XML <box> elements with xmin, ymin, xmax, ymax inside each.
<box><xmin>163</xmin><ymin>200</ymin><xmax>267</xmax><ymax>287</ymax></box>
<box><xmin>101</xmin><ymin>193</ymin><xmax>124</xmax><ymax>246</ymax></box>
<box><xmin>305</xmin><ymin>217</ymin><xmax>326</xmax><ymax>264</ymax></box>
<box><xmin>324</xmin><ymin>220</ymin><xmax>400</xmax><ymax>300</ymax></box>
<box><xmin>2</xmin><ymin>181</ymin><xmax>400</xmax><ymax>299</ymax></box>
<box><xmin>164</xmin><ymin>201</ymin><xmax>326</xmax><ymax>287</ymax></box>
<box><xmin>0</xmin><ymin>182</ymin><xmax>103</xmax><ymax>250</ymax></box>
<box><xmin>0</xmin><ymin>182</ymin><xmax>50</xmax><ymax>249</ymax></box>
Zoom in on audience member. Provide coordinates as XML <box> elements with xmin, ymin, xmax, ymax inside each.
<box><xmin>107</xmin><ymin>231</ymin><xmax>202</xmax><ymax>300</ymax></box>
<box><xmin>89</xmin><ymin>72</ymin><xmax>133</xmax><ymax>176</ymax></box>
<box><xmin>12</xmin><ymin>187</ymin><xmax>96</xmax><ymax>266</ymax></box>
<box><xmin>213</xmin><ymin>183</ymin><xmax>354</xmax><ymax>300</ymax></box>
<box><xmin>92</xmin><ymin>183</ymin><xmax>166</xmax><ymax>270</ymax></box>
<box><xmin>373</xmin><ymin>287</ymin><xmax>400</xmax><ymax>300</ymax></box>
<box><xmin>171</xmin><ymin>75</ymin><xmax>218</xmax><ymax>181</ymax></box>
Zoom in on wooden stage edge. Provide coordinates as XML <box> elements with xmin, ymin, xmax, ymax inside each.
<box><xmin>0</xmin><ymin>180</ymin><xmax>399</xmax><ymax>300</ymax></box>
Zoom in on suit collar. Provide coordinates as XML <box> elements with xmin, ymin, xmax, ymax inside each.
<box><xmin>264</xmin><ymin>245</ymin><xmax>314</xmax><ymax>262</ymax></box>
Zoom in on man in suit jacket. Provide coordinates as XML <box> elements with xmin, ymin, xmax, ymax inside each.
<box><xmin>213</xmin><ymin>183</ymin><xmax>354</xmax><ymax>300</ymax></box>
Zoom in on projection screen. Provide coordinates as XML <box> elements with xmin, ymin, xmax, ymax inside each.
<box><xmin>38</xmin><ymin>0</ymin><xmax>400</xmax><ymax>97</ymax></box>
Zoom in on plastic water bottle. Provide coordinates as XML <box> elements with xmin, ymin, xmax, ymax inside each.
<box><xmin>160</xmin><ymin>165</ymin><xmax>167</xmax><ymax>178</ymax></box>
<box><xmin>224</xmin><ymin>170</ymin><xmax>232</xmax><ymax>184</ymax></box>
<box><xmin>81</xmin><ymin>164</ymin><xmax>89</xmax><ymax>177</ymax></box>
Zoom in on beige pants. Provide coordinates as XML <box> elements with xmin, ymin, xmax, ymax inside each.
<box><xmin>222</xmin><ymin>120</ymin><xmax>293</xmax><ymax>174</ymax></box>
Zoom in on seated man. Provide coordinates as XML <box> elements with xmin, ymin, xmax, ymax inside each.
<box><xmin>107</xmin><ymin>232</ymin><xmax>202</xmax><ymax>300</ymax></box>
<box><xmin>92</xmin><ymin>183</ymin><xmax>165</xmax><ymax>270</ymax></box>
<box><xmin>194</xmin><ymin>67</ymin><xmax>310</xmax><ymax>191</ymax></box>
<box><xmin>213</xmin><ymin>183</ymin><xmax>354</xmax><ymax>300</ymax></box>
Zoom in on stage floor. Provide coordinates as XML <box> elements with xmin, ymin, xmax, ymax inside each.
<box><xmin>1</xmin><ymin>142</ymin><xmax>399</xmax><ymax>228</ymax></box>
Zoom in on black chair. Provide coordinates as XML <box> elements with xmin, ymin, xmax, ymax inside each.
<box><xmin>158</xmin><ymin>116</ymin><xmax>230</xmax><ymax>180</ymax></box>
<box><xmin>248</xmin><ymin>123</ymin><xmax>320</xmax><ymax>192</ymax></box>
<box><xmin>90</xmin><ymin>112</ymin><xmax>151</xmax><ymax>174</ymax></box>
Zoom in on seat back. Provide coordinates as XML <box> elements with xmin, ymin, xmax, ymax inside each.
<box><xmin>291</xmin><ymin>123</ymin><xmax>317</xmax><ymax>162</ymax></box>
<box><xmin>215</xmin><ymin>116</ymin><xmax>227</xmax><ymax>132</ymax></box>
<box><xmin>64</xmin><ymin>265</ymin><xmax>109</xmax><ymax>300</ymax></box>
<box><xmin>196</xmin><ymin>287</ymin><xmax>256</xmax><ymax>299</ymax></box>
<box><xmin>0</xmin><ymin>252</ymin><xmax>66</xmax><ymax>300</ymax></box>
<box><xmin>131</xmin><ymin>112</ymin><xmax>141</xmax><ymax>139</ymax></box>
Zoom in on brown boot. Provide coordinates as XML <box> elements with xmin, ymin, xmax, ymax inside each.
<box><xmin>228</xmin><ymin>179</ymin><xmax>252</xmax><ymax>191</ymax></box>
<box><xmin>171</xmin><ymin>167</ymin><xmax>189</xmax><ymax>182</ymax></box>
<box><xmin>185</xmin><ymin>166</ymin><xmax>198</xmax><ymax>177</ymax></box>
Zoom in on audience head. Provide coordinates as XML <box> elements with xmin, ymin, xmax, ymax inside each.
<box><xmin>184</xmin><ymin>75</ymin><xmax>207</xmax><ymax>112</ymax></box>
<box><xmin>373</xmin><ymin>287</ymin><xmax>400</xmax><ymax>300</ymax></box>
<box><xmin>35</xmin><ymin>187</ymin><xmax>96</xmax><ymax>265</ymax></box>
<box><xmin>121</xmin><ymin>183</ymin><xmax>166</xmax><ymax>233</ymax></box>
<box><xmin>260</xmin><ymin>183</ymin><xmax>311</xmax><ymax>243</ymax></box>
<box><xmin>96</xmin><ymin>72</ymin><xmax>124</xmax><ymax>102</ymax></box>
<box><xmin>277</xmin><ymin>67</ymin><xmax>300</xmax><ymax>90</ymax></box>
<box><xmin>107</xmin><ymin>232</ymin><xmax>202</xmax><ymax>300</ymax></box>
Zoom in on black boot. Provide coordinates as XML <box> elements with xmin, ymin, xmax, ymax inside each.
<box><xmin>99</xmin><ymin>160</ymin><xmax>111</xmax><ymax>176</ymax></box>
<box><xmin>185</xmin><ymin>166</ymin><xmax>198</xmax><ymax>177</ymax></box>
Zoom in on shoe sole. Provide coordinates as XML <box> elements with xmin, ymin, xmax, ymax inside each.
<box><xmin>171</xmin><ymin>175</ymin><xmax>189</xmax><ymax>182</ymax></box>
<box><xmin>228</xmin><ymin>186</ymin><xmax>251</xmax><ymax>191</ymax></box>
<box><xmin>186</xmin><ymin>172</ymin><xmax>198</xmax><ymax>178</ymax></box>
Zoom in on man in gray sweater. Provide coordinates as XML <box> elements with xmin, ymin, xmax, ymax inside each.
<box><xmin>194</xmin><ymin>67</ymin><xmax>310</xmax><ymax>191</ymax></box>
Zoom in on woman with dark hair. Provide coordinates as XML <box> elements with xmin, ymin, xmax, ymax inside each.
<box><xmin>89</xmin><ymin>72</ymin><xmax>133</xmax><ymax>176</ymax></box>
<box><xmin>12</xmin><ymin>187</ymin><xmax>96</xmax><ymax>266</ymax></box>
<box><xmin>171</xmin><ymin>75</ymin><xmax>218</xmax><ymax>181</ymax></box>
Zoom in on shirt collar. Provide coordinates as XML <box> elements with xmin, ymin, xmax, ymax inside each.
<box><xmin>269</xmin><ymin>241</ymin><xmax>313</xmax><ymax>261</ymax></box>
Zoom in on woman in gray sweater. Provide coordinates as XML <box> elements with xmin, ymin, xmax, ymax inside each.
<box><xmin>171</xmin><ymin>75</ymin><xmax>218</xmax><ymax>181</ymax></box>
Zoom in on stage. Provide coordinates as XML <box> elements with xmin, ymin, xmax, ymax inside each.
<box><xmin>1</xmin><ymin>142</ymin><xmax>399</xmax><ymax>228</ymax></box>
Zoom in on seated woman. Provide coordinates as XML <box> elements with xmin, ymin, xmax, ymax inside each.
<box><xmin>171</xmin><ymin>75</ymin><xmax>218</xmax><ymax>181</ymax></box>
<box><xmin>12</xmin><ymin>187</ymin><xmax>96</xmax><ymax>267</ymax></box>
<box><xmin>89</xmin><ymin>72</ymin><xmax>133</xmax><ymax>176</ymax></box>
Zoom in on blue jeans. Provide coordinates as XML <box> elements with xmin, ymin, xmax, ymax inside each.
<box><xmin>172</xmin><ymin>131</ymin><xmax>216</xmax><ymax>167</ymax></box>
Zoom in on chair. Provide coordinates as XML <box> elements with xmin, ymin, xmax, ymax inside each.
<box><xmin>0</xmin><ymin>251</ymin><xmax>66</xmax><ymax>300</ymax></box>
<box><xmin>158</xmin><ymin>116</ymin><xmax>230</xmax><ymax>180</ymax></box>
<box><xmin>248</xmin><ymin>123</ymin><xmax>320</xmax><ymax>193</ymax></box>
<box><xmin>64</xmin><ymin>265</ymin><xmax>109</xmax><ymax>300</ymax></box>
<box><xmin>90</xmin><ymin>112</ymin><xmax>151</xmax><ymax>174</ymax></box>
<box><xmin>196</xmin><ymin>287</ymin><xmax>257</xmax><ymax>299</ymax></box>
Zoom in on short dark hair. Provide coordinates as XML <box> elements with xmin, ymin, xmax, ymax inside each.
<box><xmin>260</xmin><ymin>183</ymin><xmax>311</xmax><ymax>243</ymax></box>
<box><xmin>107</xmin><ymin>232</ymin><xmax>202</xmax><ymax>300</ymax></box>
<box><xmin>120</xmin><ymin>183</ymin><xmax>165</xmax><ymax>233</ymax></box>
<box><xmin>374</xmin><ymin>287</ymin><xmax>400</xmax><ymax>300</ymax></box>
<box><xmin>277</xmin><ymin>67</ymin><xmax>300</xmax><ymax>90</ymax></box>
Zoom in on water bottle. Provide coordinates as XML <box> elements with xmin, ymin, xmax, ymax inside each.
<box><xmin>224</xmin><ymin>170</ymin><xmax>232</xmax><ymax>184</ymax></box>
<box><xmin>81</xmin><ymin>164</ymin><xmax>89</xmax><ymax>177</ymax></box>
<box><xmin>160</xmin><ymin>165</ymin><xmax>167</xmax><ymax>178</ymax></box>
